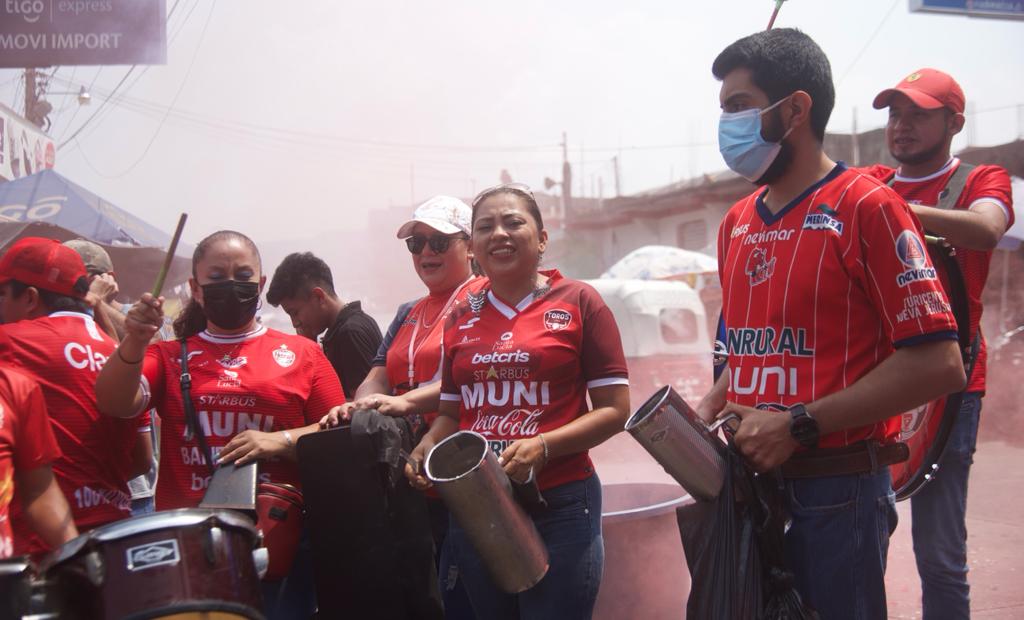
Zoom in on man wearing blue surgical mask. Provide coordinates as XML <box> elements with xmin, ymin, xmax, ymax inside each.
<box><xmin>696</xmin><ymin>29</ymin><xmax>966</xmax><ymax>619</ymax></box>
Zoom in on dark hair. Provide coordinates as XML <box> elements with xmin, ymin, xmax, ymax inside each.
<box><xmin>173</xmin><ymin>230</ymin><xmax>261</xmax><ymax>339</ymax></box>
<box><xmin>471</xmin><ymin>188</ymin><xmax>545</xmax><ymax>231</ymax></box>
<box><xmin>265</xmin><ymin>252</ymin><xmax>336</xmax><ymax>306</ymax></box>
<box><xmin>712</xmin><ymin>28</ymin><xmax>835</xmax><ymax>142</ymax></box>
<box><xmin>8</xmin><ymin>280</ymin><xmax>90</xmax><ymax>314</ymax></box>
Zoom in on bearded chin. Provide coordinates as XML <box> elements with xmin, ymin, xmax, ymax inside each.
<box><xmin>755</xmin><ymin>140</ymin><xmax>793</xmax><ymax>186</ymax></box>
<box><xmin>893</xmin><ymin>136</ymin><xmax>948</xmax><ymax>167</ymax></box>
<box><xmin>754</xmin><ymin>106</ymin><xmax>794</xmax><ymax>186</ymax></box>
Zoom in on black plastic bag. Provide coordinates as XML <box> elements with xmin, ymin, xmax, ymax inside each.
<box><xmin>676</xmin><ymin>446</ymin><xmax>818</xmax><ymax>619</ymax></box>
<box><xmin>677</xmin><ymin>447</ymin><xmax>762</xmax><ymax>619</ymax></box>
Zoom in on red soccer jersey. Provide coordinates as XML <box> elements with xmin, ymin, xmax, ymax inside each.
<box><xmin>0</xmin><ymin>312</ymin><xmax>148</xmax><ymax>549</ymax></box>
<box><xmin>0</xmin><ymin>367</ymin><xmax>61</xmax><ymax>559</ymax></box>
<box><xmin>718</xmin><ymin>164</ymin><xmax>958</xmax><ymax>448</ymax></box>
<box><xmin>862</xmin><ymin>158</ymin><xmax>1014</xmax><ymax>394</ymax></box>
<box><xmin>381</xmin><ymin>278</ymin><xmax>489</xmax><ymax>399</ymax></box>
<box><xmin>440</xmin><ymin>271</ymin><xmax>629</xmax><ymax>490</ymax></box>
<box><xmin>140</xmin><ymin>325</ymin><xmax>344</xmax><ymax>510</ymax></box>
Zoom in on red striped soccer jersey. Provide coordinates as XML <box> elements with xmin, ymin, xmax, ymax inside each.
<box><xmin>440</xmin><ymin>271</ymin><xmax>629</xmax><ymax>490</ymax></box>
<box><xmin>862</xmin><ymin>158</ymin><xmax>1014</xmax><ymax>394</ymax></box>
<box><xmin>0</xmin><ymin>312</ymin><xmax>148</xmax><ymax>551</ymax></box>
<box><xmin>0</xmin><ymin>367</ymin><xmax>61</xmax><ymax>559</ymax></box>
<box><xmin>140</xmin><ymin>325</ymin><xmax>344</xmax><ymax>510</ymax></box>
<box><xmin>718</xmin><ymin>164</ymin><xmax>958</xmax><ymax>448</ymax></box>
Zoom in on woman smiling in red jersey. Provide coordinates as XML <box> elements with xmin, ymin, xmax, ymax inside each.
<box><xmin>405</xmin><ymin>184</ymin><xmax>630</xmax><ymax>620</ymax></box>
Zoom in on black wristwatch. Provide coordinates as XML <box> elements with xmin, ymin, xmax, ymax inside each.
<box><xmin>789</xmin><ymin>403</ymin><xmax>819</xmax><ymax>449</ymax></box>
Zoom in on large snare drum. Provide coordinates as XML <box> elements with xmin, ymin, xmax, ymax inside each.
<box><xmin>0</xmin><ymin>556</ymin><xmax>34</xmax><ymax>620</ymax></box>
<box><xmin>44</xmin><ymin>509</ymin><xmax>265</xmax><ymax>620</ymax></box>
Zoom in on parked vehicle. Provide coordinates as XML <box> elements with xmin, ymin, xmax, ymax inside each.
<box><xmin>586</xmin><ymin>278</ymin><xmax>713</xmax><ymax>406</ymax></box>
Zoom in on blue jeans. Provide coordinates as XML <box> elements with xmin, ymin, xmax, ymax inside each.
<box><xmin>911</xmin><ymin>392</ymin><xmax>981</xmax><ymax>620</ymax></box>
<box><xmin>429</xmin><ymin>498</ymin><xmax>476</xmax><ymax>619</ymax></box>
<box><xmin>785</xmin><ymin>468</ymin><xmax>898</xmax><ymax>620</ymax></box>
<box><xmin>261</xmin><ymin>526</ymin><xmax>316</xmax><ymax>620</ymax></box>
<box><xmin>130</xmin><ymin>496</ymin><xmax>154</xmax><ymax>516</ymax></box>
<box><xmin>445</xmin><ymin>474</ymin><xmax>604</xmax><ymax>620</ymax></box>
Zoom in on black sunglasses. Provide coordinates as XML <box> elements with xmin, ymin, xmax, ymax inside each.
<box><xmin>405</xmin><ymin>234</ymin><xmax>467</xmax><ymax>255</ymax></box>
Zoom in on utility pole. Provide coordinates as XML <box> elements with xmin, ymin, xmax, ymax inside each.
<box><xmin>851</xmin><ymin>107</ymin><xmax>860</xmax><ymax>167</ymax></box>
<box><xmin>965</xmin><ymin>101</ymin><xmax>977</xmax><ymax>147</ymax></box>
<box><xmin>612</xmin><ymin>155</ymin><xmax>621</xmax><ymax>197</ymax></box>
<box><xmin>561</xmin><ymin>131</ymin><xmax>572</xmax><ymax>222</ymax></box>
<box><xmin>24</xmin><ymin>68</ymin><xmax>42</xmax><ymax>128</ymax></box>
<box><xmin>579</xmin><ymin>141</ymin><xmax>584</xmax><ymax>198</ymax></box>
<box><xmin>409</xmin><ymin>163</ymin><xmax>415</xmax><ymax>206</ymax></box>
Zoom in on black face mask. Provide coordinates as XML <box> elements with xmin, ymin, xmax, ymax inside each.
<box><xmin>200</xmin><ymin>280</ymin><xmax>260</xmax><ymax>330</ymax></box>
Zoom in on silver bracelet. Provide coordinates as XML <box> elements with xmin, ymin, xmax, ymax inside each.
<box><xmin>281</xmin><ymin>430</ymin><xmax>295</xmax><ymax>447</ymax></box>
<box><xmin>538</xmin><ymin>433</ymin><xmax>549</xmax><ymax>466</ymax></box>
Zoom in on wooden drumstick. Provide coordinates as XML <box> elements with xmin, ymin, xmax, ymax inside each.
<box><xmin>767</xmin><ymin>0</ymin><xmax>788</xmax><ymax>30</ymax></box>
<box><xmin>152</xmin><ymin>213</ymin><xmax>187</xmax><ymax>297</ymax></box>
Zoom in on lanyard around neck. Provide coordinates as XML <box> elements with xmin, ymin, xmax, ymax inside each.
<box><xmin>407</xmin><ymin>278</ymin><xmax>471</xmax><ymax>387</ymax></box>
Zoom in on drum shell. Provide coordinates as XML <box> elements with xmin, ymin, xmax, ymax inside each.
<box><xmin>45</xmin><ymin>509</ymin><xmax>265</xmax><ymax>620</ymax></box>
<box><xmin>0</xmin><ymin>557</ymin><xmax>33</xmax><ymax>620</ymax></box>
<box><xmin>625</xmin><ymin>386</ymin><xmax>727</xmax><ymax>501</ymax></box>
<box><xmin>426</xmin><ymin>431</ymin><xmax>549</xmax><ymax>593</ymax></box>
<box><xmin>255</xmin><ymin>482</ymin><xmax>303</xmax><ymax>581</ymax></box>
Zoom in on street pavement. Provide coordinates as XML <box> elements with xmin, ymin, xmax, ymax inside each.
<box><xmin>886</xmin><ymin>439</ymin><xmax>1024</xmax><ymax>619</ymax></box>
<box><xmin>593</xmin><ymin>432</ymin><xmax>1024</xmax><ymax>618</ymax></box>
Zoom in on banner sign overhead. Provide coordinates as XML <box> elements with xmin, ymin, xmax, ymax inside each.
<box><xmin>0</xmin><ymin>0</ymin><xmax>167</xmax><ymax>68</ymax></box>
<box><xmin>910</xmin><ymin>0</ymin><xmax>1024</xmax><ymax>20</ymax></box>
<box><xmin>0</xmin><ymin>103</ymin><xmax>55</xmax><ymax>182</ymax></box>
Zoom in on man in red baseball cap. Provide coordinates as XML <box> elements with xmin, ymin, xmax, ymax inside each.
<box><xmin>0</xmin><ymin>237</ymin><xmax>153</xmax><ymax>553</ymax></box>
<box><xmin>0</xmin><ymin>237</ymin><xmax>90</xmax><ymax>315</ymax></box>
<box><xmin>864</xmin><ymin>69</ymin><xmax>1014</xmax><ymax>620</ymax></box>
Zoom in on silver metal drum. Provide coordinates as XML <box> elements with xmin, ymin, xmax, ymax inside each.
<box><xmin>625</xmin><ymin>385</ymin><xmax>728</xmax><ymax>501</ymax></box>
<box><xmin>425</xmin><ymin>431</ymin><xmax>549</xmax><ymax>593</ymax></box>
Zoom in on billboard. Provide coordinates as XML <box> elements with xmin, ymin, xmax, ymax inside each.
<box><xmin>0</xmin><ymin>103</ymin><xmax>56</xmax><ymax>183</ymax></box>
<box><xmin>0</xmin><ymin>0</ymin><xmax>166</xmax><ymax>68</ymax></box>
<box><xmin>910</xmin><ymin>0</ymin><xmax>1024</xmax><ymax>19</ymax></box>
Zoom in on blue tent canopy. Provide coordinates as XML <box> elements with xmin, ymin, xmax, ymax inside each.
<box><xmin>0</xmin><ymin>169</ymin><xmax>190</xmax><ymax>254</ymax></box>
<box><xmin>0</xmin><ymin>170</ymin><xmax>192</xmax><ymax>300</ymax></box>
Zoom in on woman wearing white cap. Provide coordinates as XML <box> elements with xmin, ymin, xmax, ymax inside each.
<box><xmin>322</xmin><ymin>195</ymin><xmax>482</xmax><ymax>619</ymax></box>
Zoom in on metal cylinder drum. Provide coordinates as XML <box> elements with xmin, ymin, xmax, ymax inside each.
<box><xmin>425</xmin><ymin>431</ymin><xmax>549</xmax><ymax>593</ymax></box>
<box><xmin>624</xmin><ymin>385</ymin><xmax>728</xmax><ymax>501</ymax></box>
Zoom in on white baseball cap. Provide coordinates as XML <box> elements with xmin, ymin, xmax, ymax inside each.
<box><xmin>396</xmin><ymin>195</ymin><xmax>472</xmax><ymax>238</ymax></box>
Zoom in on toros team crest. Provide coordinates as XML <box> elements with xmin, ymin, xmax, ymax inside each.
<box><xmin>543</xmin><ymin>309</ymin><xmax>572</xmax><ymax>331</ymax></box>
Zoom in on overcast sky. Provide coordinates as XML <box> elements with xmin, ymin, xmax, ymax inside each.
<box><xmin>2</xmin><ymin>0</ymin><xmax>1022</xmax><ymax>245</ymax></box>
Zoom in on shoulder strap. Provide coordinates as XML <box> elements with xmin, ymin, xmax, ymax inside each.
<box><xmin>936</xmin><ymin>162</ymin><xmax>976</xmax><ymax>211</ymax></box>
<box><xmin>180</xmin><ymin>338</ymin><xmax>216</xmax><ymax>476</ymax></box>
<box><xmin>883</xmin><ymin>162</ymin><xmax>976</xmax><ymax>211</ymax></box>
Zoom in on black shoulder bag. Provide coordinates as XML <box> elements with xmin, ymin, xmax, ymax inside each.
<box><xmin>180</xmin><ymin>338</ymin><xmax>216</xmax><ymax>477</ymax></box>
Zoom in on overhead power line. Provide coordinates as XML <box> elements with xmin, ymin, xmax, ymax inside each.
<box><xmin>836</xmin><ymin>0</ymin><xmax>901</xmax><ymax>87</ymax></box>
<box><xmin>91</xmin><ymin>0</ymin><xmax>218</xmax><ymax>177</ymax></box>
<box><xmin>55</xmin><ymin>0</ymin><xmax>187</xmax><ymax>149</ymax></box>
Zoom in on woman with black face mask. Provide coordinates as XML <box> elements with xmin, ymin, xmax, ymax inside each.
<box><xmin>95</xmin><ymin>230</ymin><xmax>345</xmax><ymax>619</ymax></box>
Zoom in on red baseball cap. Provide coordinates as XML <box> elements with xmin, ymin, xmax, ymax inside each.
<box><xmin>872</xmin><ymin>68</ymin><xmax>965</xmax><ymax>114</ymax></box>
<box><xmin>0</xmin><ymin>237</ymin><xmax>90</xmax><ymax>299</ymax></box>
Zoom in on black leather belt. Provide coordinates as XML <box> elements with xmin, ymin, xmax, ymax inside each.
<box><xmin>781</xmin><ymin>441</ymin><xmax>909</xmax><ymax>479</ymax></box>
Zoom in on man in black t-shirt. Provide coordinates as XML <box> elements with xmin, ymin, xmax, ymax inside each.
<box><xmin>267</xmin><ymin>252</ymin><xmax>382</xmax><ymax>399</ymax></box>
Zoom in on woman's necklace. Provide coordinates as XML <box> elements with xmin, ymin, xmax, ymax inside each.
<box><xmin>407</xmin><ymin>278</ymin><xmax>472</xmax><ymax>386</ymax></box>
<box><xmin>203</xmin><ymin>325</ymin><xmax>260</xmax><ymax>367</ymax></box>
<box><xmin>213</xmin><ymin>341</ymin><xmax>244</xmax><ymax>366</ymax></box>
<box><xmin>417</xmin><ymin>296</ymin><xmax>447</xmax><ymax>330</ymax></box>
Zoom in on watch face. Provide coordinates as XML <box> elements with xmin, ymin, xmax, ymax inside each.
<box><xmin>791</xmin><ymin>407</ymin><xmax>819</xmax><ymax>448</ymax></box>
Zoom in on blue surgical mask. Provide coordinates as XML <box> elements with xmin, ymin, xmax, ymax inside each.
<box><xmin>718</xmin><ymin>97</ymin><xmax>793</xmax><ymax>183</ymax></box>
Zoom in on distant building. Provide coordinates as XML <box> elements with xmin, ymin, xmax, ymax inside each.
<box><xmin>546</xmin><ymin>132</ymin><xmax>1020</xmax><ymax>281</ymax></box>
